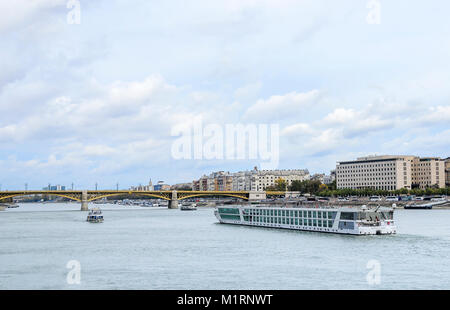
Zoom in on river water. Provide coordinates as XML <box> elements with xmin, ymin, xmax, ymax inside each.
<box><xmin>1</xmin><ymin>203</ymin><xmax>449</xmax><ymax>290</ymax></box>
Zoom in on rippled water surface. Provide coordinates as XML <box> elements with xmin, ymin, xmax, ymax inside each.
<box><xmin>1</xmin><ymin>203</ymin><xmax>449</xmax><ymax>289</ymax></box>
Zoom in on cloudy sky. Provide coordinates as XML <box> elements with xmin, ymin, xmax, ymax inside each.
<box><xmin>1</xmin><ymin>0</ymin><xmax>449</xmax><ymax>190</ymax></box>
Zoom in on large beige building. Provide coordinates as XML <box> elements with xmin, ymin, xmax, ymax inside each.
<box><xmin>445</xmin><ymin>157</ymin><xmax>450</xmax><ymax>187</ymax></box>
<box><xmin>250</xmin><ymin>169</ymin><xmax>310</xmax><ymax>191</ymax></box>
<box><xmin>411</xmin><ymin>157</ymin><xmax>446</xmax><ymax>189</ymax></box>
<box><xmin>232</xmin><ymin>167</ymin><xmax>310</xmax><ymax>191</ymax></box>
<box><xmin>336</xmin><ymin>155</ymin><xmax>446</xmax><ymax>190</ymax></box>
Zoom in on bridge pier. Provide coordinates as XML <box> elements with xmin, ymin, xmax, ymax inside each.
<box><xmin>168</xmin><ymin>190</ymin><xmax>178</xmax><ymax>209</ymax></box>
<box><xmin>81</xmin><ymin>190</ymin><xmax>89</xmax><ymax>211</ymax></box>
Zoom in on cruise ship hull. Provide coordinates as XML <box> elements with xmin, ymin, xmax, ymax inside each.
<box><xmin>215</xmin><ymin>206</ymin><xmax>396</xmax><ymax>236</ymax></box>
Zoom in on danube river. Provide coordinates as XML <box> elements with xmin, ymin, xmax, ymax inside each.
<box><xmin>1</xmin><ymin>203</ymin><xmax>449</xmax><ymax>290</ymax></box>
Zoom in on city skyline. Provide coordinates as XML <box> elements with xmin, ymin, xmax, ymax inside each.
<box><xmin>2</xmin><ymin>154</ymin><xmax>448</xmax><ymax>191</ymax></box>
<box><xmin>1</xmin><ymin>1</ymin><xmax>450</xmax><ymax>189</ymax></box>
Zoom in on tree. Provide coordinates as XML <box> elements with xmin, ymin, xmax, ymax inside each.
<box><xmin>266</xmin><ymin>178</ymin><xmax>287</xmax><ymax>191</ymax></box>
<box><xmin>289</xmin><ymin>180</ymin><xmax>304</xmax><ymax>192</ymax></box>
<box><xmin>319</xmin><ymin>184</ymin><xmax>328</xmax><ymax>192</ymax></box>
<box><xmin>288</xmin><ymin>180</ymin><xmax>322</xmax><ymax>195</ymax></box>
<box><xmin>328</xmin><ymin>180</ymin><xmax>337</xmax><ymax>191</ymax></box>
<box><xmin>275</xmin><ymin>178</ymin><xmax>287</xmax><ymax>191</ymax></box>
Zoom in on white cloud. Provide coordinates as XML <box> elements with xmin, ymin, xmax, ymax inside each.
<box><xmin>244</xmin><ymin>90</ymin><xmax>320</xmax><ymax>121</ymax></box>
<box><xmin>0</xmin><ymin>0</ymin><xmax>65</xmax><ymax>33</ymax></box>
<box><xmin>281</xmin><ymin>123</ymin><xmax>314</xmax><ymax>137</ymax></box>
<box><xmin>322</xmin><ymin>108</ymin><xmax>357</xmax><ymax>125</ymax></box>
<box><xmin>1</xmin><ymin>0</ymin><xmax>450</xmax><ymax>188</ymax></box>
<box><xmin>234</xmin><ymin>82</ymin><xmax>262</xmax><ymax>101</ymax></box>
<box><xmin>108</xmin><ymin>76</ymin><xmax>176</xmax><ymax>103</ymax></box>
<box><xmin>419</xmin><ymin>105</ymin><xmax>450</xmax><ymax>125</ymax></box>
<box><xmin>321</xmin><ymin>107</ymin><xmax>394</xmax><ymax>137</ymax></box>
<box><xmin>303</xmin><ymin>129</ymin><xmax>345</xmax><ymax>155</ymax></box>
<box><xmin>0</xmin><ymin>75</ymin><xmax>185</xmax><ymax>143</ymax></box>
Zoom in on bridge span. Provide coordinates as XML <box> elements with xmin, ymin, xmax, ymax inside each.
<box><xmin>0</xmin><ymin>190</ymin><xmax>286</xmax><ymax>210</ymax></box>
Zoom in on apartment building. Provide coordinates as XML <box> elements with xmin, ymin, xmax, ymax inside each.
<box><xmin>411</xmin><ymin>157</ymin><xmax>445</xmax><ymax>189</ymax></box>
<box><xmin>192</xmin><ymin>180</ymin><xmax>200</xmax><ymax>191</ymax></box>
<box><xmin>193</xmin><ymin>175</ymin><xmax>210</xmax><ymax>191</ymax></box>
<box><xmin>446</xmin><ymin>158</ymin><xmax>450</xmax><ymax>187</ymax></box>
<box><xmin>336</xmin><ymin>155</ymin><xmax>445</xmax><ymax>190</ymax></box>
<box><xmin>192</xmin><ymin>171</ymin><xmax>232</xmax><ymax>191</ymax></box>
<box><xmin>217</xmin><ymin>174</ymin><xmax>233</xmax><ymax>191</ymax></box>
<box><xmin>311</xmin><ymin>173</ymin><xmax>325</xmax><ymax>183</ymax></box>
<box><xmin>193</xmin><ymin>168</ymin><xmax>310</xmax><ymax>192</ymax></box>
<box><xmin>231</xmin><ymin>167</ymin><xmax>310</xmax><ymax>191</ymax></box>
<box><xmin>253</xmin><ymin>169</ymin><xmax>310</xmax><ymax>191</ymax></box>
<box><xmin>323</xmin><ymin>170</ymin><xmax>336</xmax><ymax>185</ymax></box>
<box><xmin>232</xmin><ymin>170</ymin><xmax>254</xmax><ymax>191</ymax></box>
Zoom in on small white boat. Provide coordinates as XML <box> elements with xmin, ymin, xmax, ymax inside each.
<box><xmin>404</xmin><ymin>200</ymin><xmax>447</xmax><ymax>210</ymax></box>
<box><xmin>140</xmin><ymin>202</ymin><xmax>153</xmax><ymax>207</ymax></box>
<box><xmin>86</xmin><ymin>208</ymin><xmax>104</xmax><ymax>223</ymax></box>
<box><xmin>180</xmin><ymin>202</ymin><xmax>197</xmax><ymax>211</ymax></box>
<box><xmin>140</xmin><ymin>202</ymin><xmax>160</xmax><ymax>207</ymax></box>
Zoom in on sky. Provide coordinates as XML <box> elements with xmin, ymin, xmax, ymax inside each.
<box><xmin>0</xmin><ymin>0</ymin><xmax>449</xmax><ymax>190</ymax></box>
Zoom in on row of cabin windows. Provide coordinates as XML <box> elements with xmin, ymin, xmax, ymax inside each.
<box><xmin>244</xmin><ymin>209</ymin><xmax>337</xmax><ymax>219</ymax></box>
<box><xmin>243</xmin><ymin>216</ymin><xmax>334</xmax><ymax>228</ymax></box>
<box><xmin>218</xmin><ymin>208</ymin><xmax>240</xmax><ymax>214</ymax></box>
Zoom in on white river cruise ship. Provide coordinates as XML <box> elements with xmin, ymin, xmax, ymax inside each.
<box><xmin>214</xmin><ymin>205</ymin><xmax>396</xmax><ymax>235</ymax></box>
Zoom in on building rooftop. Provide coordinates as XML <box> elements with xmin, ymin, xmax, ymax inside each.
<box><xmin>338</xmin><ymin>155</ymin><xmax>416</xmax><ymax>164</ymax></box>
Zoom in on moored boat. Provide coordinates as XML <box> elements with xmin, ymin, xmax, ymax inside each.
<box><xmin>180</xmin><ymin>202</ymin><xmax>197</xmax><ymax>211</ymax></box>
<box><xmin>404</xmin><ymin>200</ymin><xmax>447</xmax><ymax>209</ymax></box>
<box><xmin>214</xmin><ymin>205</ymin><xmax>396</xmax><ymax>235</ymax></box>
<box><xmin>404</xmin><ymin>203</ymin><xmax>432</xmax><ymax>210</ymax></box>
<box><xmin>86</xmin><ymin>208</ymin><xmax>104</xmax><ymax>223</ymax></box>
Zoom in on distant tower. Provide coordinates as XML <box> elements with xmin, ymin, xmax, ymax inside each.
<box><xmin>148</xmin><ymin>178</ymin><xmax>153</xmax><ymax>191</ymax></box>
